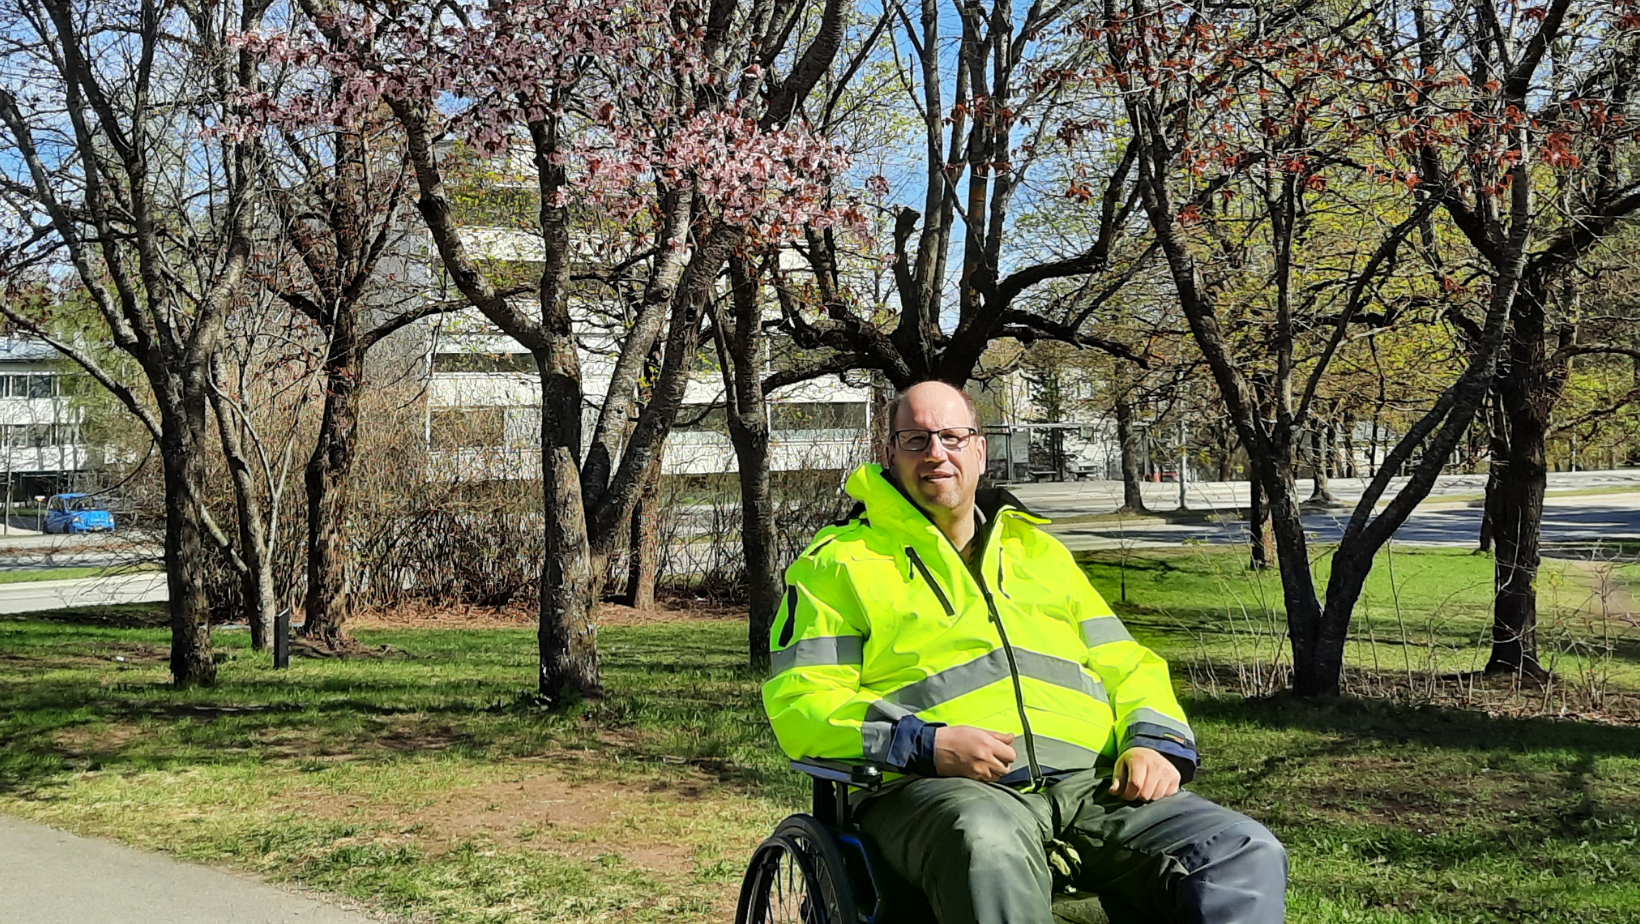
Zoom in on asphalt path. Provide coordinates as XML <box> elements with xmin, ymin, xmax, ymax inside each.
<box><xmin>0</xmin><ymin>815</ymin><xmax>387</xmax><ymax>924</ymax></box>
<box><xmin>1007</xmin><ymin>468</ymin><xmax>1640</xmax><ymax>521</ymax></box>
<box><xmin>1017</xmin><ymin>472</ymin><xmax>1640</xmax><ymax>553</ymax></box>
<box><xmin>0</xmin><ymin>571</ymin><xmax>168</xmax><ymax>614</ymax></box>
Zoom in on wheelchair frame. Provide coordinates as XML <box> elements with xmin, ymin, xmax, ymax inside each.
<box><xmin>734</xmin><ymin>757</ymin><xmax>932</xmax><ymax>924</ymax></box>
<box><xmin>735</xmin><ymin>758</ymin><xmax>1113</xmax><ymax>924</ymax></box>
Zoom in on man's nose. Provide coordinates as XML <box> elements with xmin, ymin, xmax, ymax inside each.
<box><xmin>920</xmin><ymin>437</ymin><xmax>954</xmax><ymax>461</ymax></box>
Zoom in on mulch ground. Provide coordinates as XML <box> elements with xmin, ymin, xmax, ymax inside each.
<box><xmin>348</xmin><ymin>595</ymin><xmax>746</xmax><ymax>630</ymax></box>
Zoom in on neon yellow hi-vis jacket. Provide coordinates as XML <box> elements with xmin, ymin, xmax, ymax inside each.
<box><xmin>763</xmin><ymin>464</ymin><xmax>1197</xmax><ymax>787</ymax></box>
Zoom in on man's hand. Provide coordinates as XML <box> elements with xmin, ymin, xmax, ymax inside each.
<box><xmin>1109</xmin><ymin>746</ymin><xmax>1181</xmax><ymax>802</ymax></box>
<box><xmin>933</xmin><ymin>726</ymin><xmax>1017</xmax><ymax>781</ymax></box>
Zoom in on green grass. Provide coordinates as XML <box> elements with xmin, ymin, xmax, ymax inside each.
<box><xmin>1</xmin><ymin>549</ymin><xmax>1638</xmax><ymax>923</ymax></box>
<box><xmin>0</xmin><ymin>566</ymin><xmax>153</xmax><ymax>584</ymax></box>
<box><xmin>1083</xmin><ymin>544</ymin><xmax>1640</xmax><ymax>697</ymax></box>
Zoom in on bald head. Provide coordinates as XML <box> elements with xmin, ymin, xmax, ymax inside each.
<box><xmin>882</xmin><ymin>381</ymin><xmax>987</xmax><ymax>541</ymax></box>
<box><xmin>886</xmin><ymin>381</ymin><xmax>980</xmax><ymax>433</ymax></box>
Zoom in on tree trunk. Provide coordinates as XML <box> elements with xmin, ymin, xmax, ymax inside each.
<box><xmin>1486</xmin><ymin>283</ymin><xmax>1559</xmax><ymax>680</ymax></box>
<box><xmin>1367</xmin><ymin>409</ymin><xmax>1381</xmax><ymax>476</ymax></box>
<box><xmin>1114</xmin><ymin>395</ymin><xmax>1149</xmax><ymax>514</ymax></box>
<box><xmin>1308</xmin><ymin>425</ymin><xmax>1339</xmax><ymax>505</ymax></box>
<box><xmin>720</xmin><ymin>255</ymin><xmax>783</xmax><ymax>671</ymax></box>
<box><xmin>161</xmin><ymin>405</ymin><xmax>217</xmax><ymax>687</ymax></box>
<box><xmin>623</xmin><ymin>446</ymin><xmax>664</xmax><ymax>609</ymax></box>
<box><xmin>732</xmin><ymin>422</ymin><xmax>779</xmax><ymax>671</ymax></box>
<box><xmin>1487</xmin><ymin>441</ymin><xmax>1547</xmax><ymax>678</ymax></box>
<box><xmin>1248</xmin><ymin>473</ymin><xmax>1273</xmax><ymax>570</ymax></box>
<box><xmin>537</xmin><ymin>356</ymin><xmax>601</xmax><ymax>704</ymax></box>
<box><xmin>1341</xmin><ymin>412</ymin><xmax>1356</xmax><ymax>478</ymax></box>
<box><xmin>1259</xmin><ymin>457</ymin><xmax>1337</xmax><ymax>695</ymax></box>
<box><xmin>1479</xmin><ymin>391</ymin><xmax>1507</xmax><ymax>553</ymax></box>
<box><xmin>302</xmin><ymin>344</ymin><xmax>362</xmax><ymax>646</ymax></box>
<box><xmin>208</xmin><ymin>363</ymin><xmax>276</xmax><ymax>652</ymax></box>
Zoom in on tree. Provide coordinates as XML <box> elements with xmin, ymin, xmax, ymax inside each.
<box><xmin>255</xmin><ymin>113</ymin><xmax>480</xmax><ymax>646</ymax></box>
<box><xmin>1098</xmin><ymin>0</ymin><xmax>1582</xmax><ymax>695</ymax></box>
<box><xmin>206</xmin><ymin>293</ymin><xmax>312</xmax><ymax>651</ymax></box>
<box><xmin>246</xmin><ymin>0</ymin><xmax>854</xmax><ymax>701</ymax></box>
<box><xmin>717</xmin><ymin>0</ymin><xmax>1164</xmax><ymax>665</ymax></box>
<box><xmin>0</xmin><ymin>0</ymin><xmax>273</xmax><ymax>685</ymax></box>
<box><xmin>1446</xmin><ymin>0</ymin><xmax>1640</xmax><ymax>678</ymax></box>
<box><xmin>772</xmin><ymin>0</ymin><xmax>1154</xmax><ymax>389</ymax></box>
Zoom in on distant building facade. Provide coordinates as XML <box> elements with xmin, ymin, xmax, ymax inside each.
<box><xmin>424</xmin><ymin>318</ymin><xmax>873</xmax><ymax>481</ymax></box>
<box><xmin>0</xmin><ymin>338</ymin><xmax>93</xmax><ymax>503</ymax></box>
<box><xmin>421</xmin><ymin>224</ymin><xmax>872</xmax><ymax>481</ymax></box>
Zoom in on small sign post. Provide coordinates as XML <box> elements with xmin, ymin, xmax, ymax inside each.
<box><xmin>274</xmin><ymin>608</ymin><xmax>291</xmax><ymax>669</ymax></box>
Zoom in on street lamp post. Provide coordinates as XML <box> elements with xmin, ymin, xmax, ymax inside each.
<box><xmin>1178</xmin><ymin>418</ymin><xmax>1187</xmax><ymax>510</ymax></box>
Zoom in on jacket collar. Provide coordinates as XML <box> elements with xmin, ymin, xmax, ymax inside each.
<box><xmin>840</xmin><ymin>463</ymin><xmax>1040</xmax><ymax>538</ymax></box>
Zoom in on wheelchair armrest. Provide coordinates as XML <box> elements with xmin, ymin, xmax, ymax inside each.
<box><xmin>791</xmin><ymin>757</ymin><xmax>892</xmax><ymax>792</ymax></box>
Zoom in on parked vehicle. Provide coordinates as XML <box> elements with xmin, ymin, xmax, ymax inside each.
<box><xmin>43</xmin><ymin>493</ymin><xmax>116</xmax><ymax>534</ymax></box>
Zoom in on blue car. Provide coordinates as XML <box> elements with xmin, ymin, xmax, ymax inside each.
<box><xmin>44</xmin><ymin>493</ymin><xmax>116</xmax><ymax>534</ymax></box>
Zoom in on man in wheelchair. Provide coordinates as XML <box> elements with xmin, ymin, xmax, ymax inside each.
<box><xmin>762</xmin><ymin>382</ymin><xmax>1287</xmax><ymax>924</ymax></box>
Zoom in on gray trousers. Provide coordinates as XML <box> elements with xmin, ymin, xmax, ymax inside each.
<box><xmin>856</xmin><ymin>771</ymin><xmax>1287</xmax><ymax>924</ymax></box>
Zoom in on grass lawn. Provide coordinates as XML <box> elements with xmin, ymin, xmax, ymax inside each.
<box><xmin>1</xmin><ymin>548</ymin><xmax>1638</xmax><ymax>923</ymax></box>
<box><xmin>1083</xmin><ymin>544</ymin><xmax>1640</xmax><ymax>701</ymax></box>
<box><xmin>0</xmin><ymin>566</ymin><xmax>153</xmax><ymax>584</ymax></box>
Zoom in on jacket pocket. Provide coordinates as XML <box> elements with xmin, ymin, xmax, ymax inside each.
<box><xmin>905</xmin><ymin>547</ymin><xmax>956</xmax><ymax>617</ymax></box>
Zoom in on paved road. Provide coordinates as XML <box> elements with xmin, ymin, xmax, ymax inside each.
<box><xmin>1007</xmin><ymin>468</ymin><xmax>1640</xmax><ymax>521</ymax></box>
<box><xmin>1015</xmin><ymin>472</ymin><xmax>1640</xmax><ymax>553</ymax></box>
<box><xmin>0</xmin><ymin>549</ymin><xmax>147</xmax><ymax>572</ymax></box>
<box><xmin>0</xmin><ymin>815</ymin><xmax>387</xmax><ymax>924</ymax></box>
<box><xmin>0</xmin><ymin>572</ymin><xmax>168</xmax><ymax>614</ymax></box>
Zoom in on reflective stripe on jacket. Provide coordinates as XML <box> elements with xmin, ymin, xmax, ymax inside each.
<box><xmin>762</xmin><ymin>463</ymin><xmax>1196</xmax><ymax>784</ymax></box>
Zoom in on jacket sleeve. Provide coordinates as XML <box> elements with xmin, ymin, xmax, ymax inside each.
<box><xmin>762</xmin><ymin>551</ymin><xmax>897</xmax><ymax>763</ymax></box>
<box><xmin>1068</xmin><ymin>557</ymin><xmax>1200</xmax><ymax>781</ymax></box>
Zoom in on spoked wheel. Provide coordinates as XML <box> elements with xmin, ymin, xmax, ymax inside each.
<box><xmin>736</xmin><ymin>815</ymin><xmax>857</xmax><ymax>924</ymax></box>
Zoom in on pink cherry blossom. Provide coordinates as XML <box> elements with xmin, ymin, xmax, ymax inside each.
<box><xmin>230</xmin><ymin>0</ymin><xmax>858</xmax><ymax>240</ymax></box>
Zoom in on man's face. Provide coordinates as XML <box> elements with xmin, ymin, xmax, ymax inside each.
<box><xmin>883</xmin><ymin>383</ymin><xmax>986</xmax><ymax>516</ymax></box>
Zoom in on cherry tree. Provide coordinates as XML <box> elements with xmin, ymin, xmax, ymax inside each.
<box><xmin>239</xmin><ymin>0</ymin><xmax>853</xmax><ymax>702</ymax></box>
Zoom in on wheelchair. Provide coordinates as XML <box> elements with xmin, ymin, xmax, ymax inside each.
<box><xmin>735</xmin><ymin>758</ymin><xmax>1114</xmax><ymax>924</ymax></box>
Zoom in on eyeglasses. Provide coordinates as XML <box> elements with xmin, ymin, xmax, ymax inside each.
<box><xmin>891</xmin><ymin>427</ymin><xmax>979</xmax><ymax>452</ymax></box>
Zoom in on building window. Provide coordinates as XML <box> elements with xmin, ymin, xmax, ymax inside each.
<box><xmin>20</xmin><ymin>424</ymin><xmax>54</xmax><ymax>448</ymax></box>
<box><xmin>674</xmin><ymin>404</ymin><xmax>728</xmax><ymax>433</ymax></box>
<box><xmin>431</xmin><ymin>352</ymin><xmax>535</xmax><ymax>374</ymax></box>
<box><xmin>504</xmin><ymin>407</ymin><xmax>540</xmax><ymax>448</ymax></box>
<box><xmin>429</xmin><ymin>407</ymin><xmax>506</xmax><ymax>449</ymax></box>
<box><xmin>771</xmin><ymin>402</ymin><xmax>867</xmax><ymax>432</ymax></box>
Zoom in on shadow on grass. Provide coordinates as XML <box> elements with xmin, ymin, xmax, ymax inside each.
<box><xmin>0</xmin><ymin>617</ymin><xmax>798</xmax><ymax>800</ymax></box>
<box><xmin>1190</xmin><ymin>693</ymin><xmax>1640</xmax><ymax>758</ymax></box>
<box><xmin>0</xmin><ymin>602</ymin><xmax>170</xmax><ymax>629</ymax></box>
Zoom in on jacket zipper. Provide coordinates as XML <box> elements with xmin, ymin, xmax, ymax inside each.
<box><xmin>979</xmin><ymin>577</ymin><xmax>1043</xmax><ymax>790</ymax></box>
<box><xmin>917</xmin><ymin>513</ymin><xmax>1044</xmax><ymax>790</ymax></box>
<box><xmin>905</xmin><ymin>547</ymin><xmax>955</xmax><ymax>617</ymax></box>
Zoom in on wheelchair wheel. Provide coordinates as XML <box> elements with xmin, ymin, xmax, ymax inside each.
<box><xmin>736</xmin><ymin>814</ymin><xmax>857</xmax><ymax>924</ymax></box>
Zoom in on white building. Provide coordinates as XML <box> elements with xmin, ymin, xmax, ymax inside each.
<box><xmin>0</xmin><ymin>338</ymin><xmax>93</xmax><ymax>504</ymax></box>
<box><xmin>422</xmin><ymin>230</ymin><xmax>873</xmax><ymax>480</ymax></box>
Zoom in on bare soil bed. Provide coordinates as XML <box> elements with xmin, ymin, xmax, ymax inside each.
<box><xmin>350</xmin><ymin>597</ymin><xmax>747</xmax><ymax>630</ymax></box>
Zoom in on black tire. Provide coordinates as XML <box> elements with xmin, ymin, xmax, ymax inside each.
<box><xmin>736</xmin><ymin>814</ymin><xmax>857</xmax><ymax>924</ymax></box>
